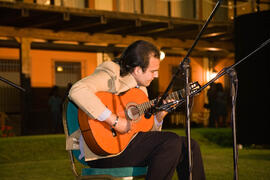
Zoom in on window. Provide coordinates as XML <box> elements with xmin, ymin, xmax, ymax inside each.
<box><xmin>0</xmin><ymin>59</ymin><xmax>20</xmax><ymax>112</ymax></box>
<box><xmin>54</xmin><ymin>61</ymin><xmax>81</xmax><ymax>87</ymax></box>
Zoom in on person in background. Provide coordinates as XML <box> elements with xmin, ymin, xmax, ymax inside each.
<box><xmin>204</xmin><ymin>83</ymin><xmax>217</xmax><ymax>127</ymax></box>
<box><xmin>48</xmin><ymin>86</ymin><xmax>62</xmax><ymax>133</ymax></box>
<box><xmin>215</xmin><ymin>83</ymin><xmax>227</xmax><ymax>127</ymax></box>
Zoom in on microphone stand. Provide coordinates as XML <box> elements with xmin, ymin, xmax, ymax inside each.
<box><xmin>152</xmin><ymin>36</ymin><xmax>269</xmax><ymax>180</ymax></box>
<box><xmin>146</xmin><ymin>5</ymin><xmax>270</xmax><ymax>180</ymax></box>
<box><xmin>145</xmin><ymin>1</ymin><xmax>223</xmax><ymax>179</ymax></box>
<box><xmin>229</xmin><ymin>69</ymin><xmax>238</xmax><ymax>180</ymax></box>
<box><xmin>185</xmin><ymin>37</ymin><xmax>269</xmax><ymax>180</ymax></box>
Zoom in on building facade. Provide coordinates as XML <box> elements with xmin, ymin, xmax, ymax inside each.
<box><xmin>0</xmin><ymin>0</ymin><xmax>268</xmax><ymax>135</ymax></box>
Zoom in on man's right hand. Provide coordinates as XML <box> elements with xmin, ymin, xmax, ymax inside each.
<box><xmin>105</xmin><ymin>114</ymin><xmax>131</xmax><ymax>134</ymax></box>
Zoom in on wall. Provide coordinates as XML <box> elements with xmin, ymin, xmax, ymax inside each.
<box><xmin>0</xmin><ymin>48</ymin><xmax>97</xmax><ymax>87</ymax></box>
<box><xmin>0</xmin><ymin>47</ymin><xmax>97</xmax><ymax>134</ymax></box>
<box><xmin>30</xmin><ymin>50</ymin><xmax>97</xmax><ymax>87</ymax></box>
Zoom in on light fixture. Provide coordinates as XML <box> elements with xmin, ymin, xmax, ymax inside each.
<box><xmin>207</xmin><ymin>70</ymin><xmax>218</xmax><ymax>82</ymax></box>
<box><xmin>160</xmin><ymin>51</ymin><xmax>165</xmax><ymax>61</ymax></box>
<box><xmin>210</xmin><ymin>71</ymin><xmax>218</xmax><ymax>80</ymax></box>
<box><xmin>57</xmin><ymin>66</ymin><xmax>63</xmax><ymax>72</ymax></box>
<box><xmin>207</xmin><ymin>47</ymin><xmax>222</xmax><ymax>51</ymax></box>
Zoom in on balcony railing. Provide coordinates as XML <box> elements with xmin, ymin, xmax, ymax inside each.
<box><xmin>2</xmin><ymin>0</ymin><xmax>269</xmax><ymax>21</ymax></box>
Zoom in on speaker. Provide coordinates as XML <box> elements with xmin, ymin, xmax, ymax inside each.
<box><xmin>235</xmin><ymin>10</ymin><xmax>270</xmax><ymax>145</ymax></box>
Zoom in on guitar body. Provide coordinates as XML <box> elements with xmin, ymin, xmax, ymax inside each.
<box><xmin>78</xmin><ymin>88</ymin><xmax>154</xmax><ymax>156</ymax></box>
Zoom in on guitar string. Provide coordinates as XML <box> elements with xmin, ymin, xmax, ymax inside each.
<box><xmin>135</xmin><ymin>82</ymin><xmax>199</xmax><ymax>115</ymax></box>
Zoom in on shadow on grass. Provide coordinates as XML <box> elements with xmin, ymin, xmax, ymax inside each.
<box><xmin>196</xmin><ymin>128</ymin><xmax>233</xmax><ymax>147</ymax></box>
<box><xmin>240</xmin><ymin>152</ymin><xmax>270</xmax><ymax>161</ymax></box>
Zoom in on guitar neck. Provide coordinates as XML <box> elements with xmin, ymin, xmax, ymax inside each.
<box><xmin>136</xmin><ymin>81</ymin><xmax>200</xmax><ymax>115</ymax></box>
<box><xmin>137</xmin><ymin>89</ymin><xmax>184</xmax><ymax>115</ymax></box>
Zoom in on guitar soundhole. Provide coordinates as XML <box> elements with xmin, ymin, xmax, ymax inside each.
<box><xmin>126</xmin><ymin>104</ymin><xmax>140</xmax><ymax>121</ymax></box>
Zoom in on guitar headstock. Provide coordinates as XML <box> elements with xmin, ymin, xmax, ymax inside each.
<box><xmin>175</xmin><ymin>81</ymin><xmax>201</xmax><ymax>100</ymax></box>
<box><xmin>163</xmin><ymin>81</ymin><xmax>202</xmax><ymax>112</ymax></box>
<box><xmin>189</xmin><ymin>81</ymin><xmax>201</xmax><ymax>96</ymax></box>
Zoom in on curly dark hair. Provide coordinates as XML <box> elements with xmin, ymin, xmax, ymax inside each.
<box><xmin>114</xmin><ymin>40</ymin><xmax>160</xmax><ymax>76</ymax></box>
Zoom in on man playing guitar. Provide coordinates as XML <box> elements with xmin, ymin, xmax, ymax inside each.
<box><xmin>69</xmin><ymin>40</ymin><xmax>205</xmax><ymax>180</ymax></box>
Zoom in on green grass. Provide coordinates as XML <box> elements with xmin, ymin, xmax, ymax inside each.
<box><xmin>1</xmin><ymin>128</ymin><xmax>270</xmax><ymax>180</ymax></box>
<box><xmin>0</xmin><ymin>135</ymin><xmax>73</xmax><ymax>180</ymax></box>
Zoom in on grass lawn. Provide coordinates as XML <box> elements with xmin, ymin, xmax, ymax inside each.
<box><xmin>1</xmin><ymin>128</ymin><xmax>270</xmax><ymax>180</ymax></box>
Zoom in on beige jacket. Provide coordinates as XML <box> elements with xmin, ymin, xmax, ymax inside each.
<box><xmin>68</xmin><ymin>61</ymin><xmax>161</xmax><ymax>161</ymax></box>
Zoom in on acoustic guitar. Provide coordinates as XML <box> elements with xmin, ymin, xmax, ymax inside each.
<box><xmin>78</xmin><ymin>82</ymin><xmax>200</xmax><ymax>156</ymax></box>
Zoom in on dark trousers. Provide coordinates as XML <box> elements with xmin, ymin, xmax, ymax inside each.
<box><xmin>87</xmin><ymin>131</ymin><xmax>205</xmax><ymax>180</ymax></box>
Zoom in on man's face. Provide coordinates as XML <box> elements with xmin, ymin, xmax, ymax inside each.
<box><xmin>132</xmin><ymin>55</ymin><xmax>160</xmax><ymax>87</ymax></box>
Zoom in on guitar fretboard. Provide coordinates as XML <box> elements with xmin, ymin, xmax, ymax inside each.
<box><xmin>137</xmin><ymin>89</ymin><xmax>184</xmax><ymax>115</ymax></box>
<box><xmin>135</xmin><ymin>81</ymin><xmax>200</xmax><ymax>115</ymax></box>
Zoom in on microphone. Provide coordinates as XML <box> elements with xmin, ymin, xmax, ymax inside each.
<box><xmin>144</xmin><ymin>105</ymin><xmax>156</xmax><ymax>119</ymax></box>
<box><xmin>157</xmin><ymin>100</ymin><xmax>180</xmax><ymax>111</ymax></box>
<box><xmin>144</xmin><ymin>99</ymin><xmax>159</xmax><ymax>119</ymax></box>
<box><xmin>144</xmin><ymin>110</ymin><xmax>153</xmax><ymax>119</ymax></box>
<box><xmin>144</xmin><ymin>100</ymin><xmax>181</xmax><ymax>119</ymax></box>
